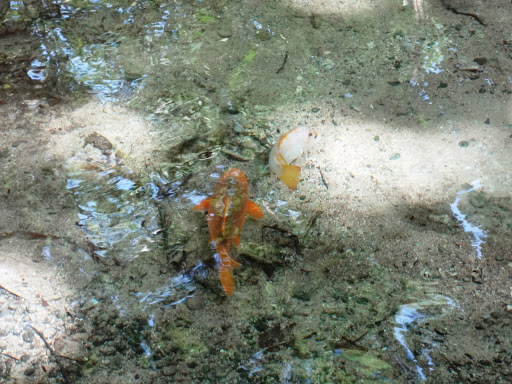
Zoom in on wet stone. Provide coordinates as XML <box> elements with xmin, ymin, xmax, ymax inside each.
<box><xmin>163</xmin><ymin>366</ymin><xmax>177</xmax><ymax>376</ymax></box>
<box><xmin>26</xmin><ymin>304</ymin><xmax>37</xmax><ymax>314</ymax></box>
<box><xmin>474</xmin><ymin>57</ymin><xmax>488</xmax><ymax>65</ymax></box>
<box><xmin>233</xmin><ymin>122</ymin><xmax>244</xmax><ymax>133</ymax></box>
<box><xmin>291</xmin><ymin>286</ymin><xmax>312</xmax><ymax>301</ymax></box>
<box><xmin>471</xmin><ymin>270</ymin><xmax>483</xmax><ymax>284</ymax></box>
<box><xmin>24</xmin><ymin>366</ymin><xmax>36</xmax><ymax>376</ymax></box>
<box><xmin>469</xmin><ymin>193</ymin><xmax>486</xmax><ymax>208</ymax></box>
<box><xmin>22</xmin><ymin>330</ymin><xmax>35</xmax><ymax>343</ymax></box>
<box><xmin>84</xmin><ymin>132</ymin><xmax>113</xmax><ymax>154</ymax></box>
<box><xmin>458</xmin><ymin>140</ymin><xmax>469</xmax><ymax>147</ymax></box>
<box><xmin>256</xmin><ymin>29</ymin><xmax>272</xmax><ymax>41</ymax></box>
<box><xmin>429</xmin><ymin>214</ymin><xmax>452</xmax><ymax>226</ymax></box>
<box><xmin>216</xmin><ymin>25</ymin><xmax>232</xmax><ymax>38</ymax></box>
<box><xmin>185</xmin><ymin>296</ymin><xmax>204</xmax><ymax>311</ymax></box>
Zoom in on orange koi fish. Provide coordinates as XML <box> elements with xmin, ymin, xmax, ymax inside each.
<box><xmin>269</xmin><ymin>127</ymin><xmax>316</xmax><ymax>190</ymax></box>
<box><xmin>194</xmin><ymin>168</ymin><xmax>263</xmax><ymax>296</ymax></box>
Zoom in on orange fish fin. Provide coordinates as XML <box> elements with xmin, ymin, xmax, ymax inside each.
<box><xmin>279</xmin><ymin>164</ymin><xmax>301</xmax><ymax>190</ymax></box>
<box><xmin>229</xmin><ymin>257</ymin><xmax>241</xmax><ymax>268</ymax></box>
<box><xmin>219</xmin><ymin>266</ymin><xmax>236</xmax><ymax>296</ymax></box>
<box><xmin>193</xmin><ymin>198</ymin><xmax>210</xmax><ymax>211</ymax></box>
<box><xmin>234</xmin><ymin>235</ymin><xmax>241</xmax><ymax>246</ymax></box>
<box><xmin>248</xmin><ymin>200</ymin><xmax>264</xmax><ymax>219</ymax></box>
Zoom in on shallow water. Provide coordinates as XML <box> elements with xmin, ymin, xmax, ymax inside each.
<box><xmin>1</xmin><ymin>0</ymin><xmax>512</xmax><ymax>383</ymax></box>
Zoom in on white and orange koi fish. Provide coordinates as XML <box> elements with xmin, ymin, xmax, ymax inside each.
<box><xmin>269</xmin><ymin>127</ymin><xmax>316</xmax><ymax>190</ymax></box>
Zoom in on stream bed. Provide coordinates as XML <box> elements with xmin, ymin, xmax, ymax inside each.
<box><xmin>1</xmin><ymin>0</ymin><xmax>512</xmax><ymax>383</ymax></box>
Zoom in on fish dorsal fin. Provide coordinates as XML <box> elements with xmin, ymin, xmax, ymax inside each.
<box><xmin>248</xmin><ymin>200</ymin><xmax>264</xmax><ymax>219</ymax></box>
<box><xmin>193</xmin><ymin>198</ymin><xmax>210</xmax><ymax>211</ymax></box>
<box><xmin>220</xmin><ymin>196</ymin><xmax>231</xmax><ymax>235</ymax></box>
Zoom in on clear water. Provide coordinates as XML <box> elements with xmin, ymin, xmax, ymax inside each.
<box><xmin>1</xmin><ymin>0</ymin><xmax>510</xmax><ymax>383</ymax></box>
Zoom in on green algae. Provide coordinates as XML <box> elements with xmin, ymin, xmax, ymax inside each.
<box><xmin>196</xmin><ymin>9</ymin><xmax>216</xmax><ymax>24</ymax></box>
<box><xmin>228</xmin><ymin>48</ymin><xmax>258</xmax><ymax>89</ymax></box>
<box><xmin>342</xmin><ymin>349</ymin><xmax>392</xmax><ymax>372</ymax></box>
<box><xmin>165</xmin><ymin>327</ymin><xmax>207</xmax><ymax>360</ymax></box>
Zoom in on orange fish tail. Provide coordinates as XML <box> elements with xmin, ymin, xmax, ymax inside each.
<box><xmin>279</xmin><ymin>164</ymin><xmax>301</xmax><ymax>191</ymax></box>
<box><xmin>219</xmin><ymin>265</ymin><xmax>236</xmax><ymax>296</ymax></box>
<box><xmin>217</xmin><ymin>244</ymin><xmax>241</xmax><ymax>296</ymax></box>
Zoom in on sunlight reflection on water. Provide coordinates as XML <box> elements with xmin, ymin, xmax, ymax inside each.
<box><xmin>28</xmin><ymin>2</ymin><xmax>145</xmax><ymax>102</ymax></box>
<box><xmin>66</xmin><ymin>156</ymin><xmax>162</xmax><ymax>261</ymax></box>
<box><xmin>450</xmin><ymin>180</ymin><xmax>487</xmax><ymax>259</ymax></box>
<box><xmin>394</xmin><ymin>295</ymin><xmax>460</xmax><ymax>381</ymax></box>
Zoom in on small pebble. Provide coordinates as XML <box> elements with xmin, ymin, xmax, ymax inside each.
<box><xmin>256</xmin><ymin>29</ymin><xmax>272</xmax><ymax>41</ymax></box>
<box><xmin>473</xmin><ymin>57</ymin><xmax>488</xmax><ymax>65</ymax></box>
<box><xmin>469</xmin><ymin>193</ymin><xmax>486</xmax><ymax>208</ymax></box>
<box><xmin>429</xmin><ymin>214</ymin><xmax>452</xmax><ymax>225</ymax></box>
<box><xmin>484</xmin><ymin>118</ymin><xmax>490</xmax><ymax>125</ymax></box>
<box><xmin>233</xmin><ymin>122</ymin><xmax>244</xmax><ymax>133</ymax></box>
<box><xmin>22</xmin><ymin>330</ymin><xmax>35</xmax><ymax>343</ymax></box>
<box><xmin>26</xmin><ymin>304</ymin><xmax>38</xmax><ymax>314</ymax></box>
<box><xmin>217</xmin><ymin>26</ymin><xmax>232</xmax><ymax>38</ymax></box>
<box><xmin>458</xmin><ymin>140</ymin><xmax>469</xmax><ymax>148</ymax></box>
<box><xmin>186</xmin><ymin>296</ymin><xmax>204</xmax><ymax>311</ymax></box>
<box><xmin>24</xmin><ymin>367</ymin><xmax>36</xmax><ymax>376</ymax></box>
<box><xmin>389</xmin><ymin>153</ymin><xmax>400</xmax><ymax>160</ymax></box>
<box><xmin>163</xmin><ymin>366</ymin><xmax>177</xmax><ymax>376</ymax></box>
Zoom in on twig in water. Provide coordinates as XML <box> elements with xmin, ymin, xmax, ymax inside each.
<box><xmin>440</xmin><ymin>0</ymin><xmax>486</xmax><ymax>26</ymax></box>
<box><xmin>29</xmin><ymin>326</ymin><xmax>71</xmax><ymax>384</ymax></box>
<box><xmin>318</xmin><ymin>167</ymin><xmax>329</xmax><ymax>189</ymax></box>
<box><xmin>276</xmin><ymin>51</ymin><xmax>289</xmax><ymax>74</ymax></box>
<box><xmin>0</xmin><ymin>284</ymin><xmax>24</xmax><ymax>299</ymax></box>
<box><xmin>1</xmin><ymin>352</ymin><xmax>19</xmax><ymax>360</ymax></box>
